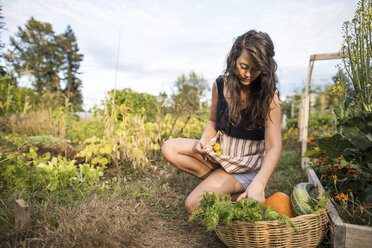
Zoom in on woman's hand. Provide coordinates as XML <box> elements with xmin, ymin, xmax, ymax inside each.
<box><xmin>236</xmin><ymin>181</ymin><xmax>265</xmax><ymax>203</ymax></box>
<box><xmin>195</xmin><ymin>136</ymin><xmax>208</xmax><ymax>154</ymax></box>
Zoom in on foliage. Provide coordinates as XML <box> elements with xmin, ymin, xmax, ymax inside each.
<box><xmin>305</xmin><ymin>137</ymin><xmax>372</xmax><ymax>226</ymax></box>
<box><xmin>76</xmin><ymin>102</ymin><xmax>161</xmax><ymax>171</ymax></box>
<box><xmin>76</xmin><ymin>136</ymin><xmax>112</xmax><ymax>167</ymax></box>
<box><xmin>341</xmin><ymin>0</ymin><xmax>372</xmax><ymax>112</ymax></box>
<box><xmin>308</xmin><ymin>1</ymin><xmax>372</xmax><ymax>225</ymax></box>
<box><xmin>0</xmin><ymin>148</ymin><xmax>105</xmax><ymax>196</ymax></box>
<box><xmin>4</xmin><ymin>18</ymin><xmax>83</xmax><ymax>109</ymax></box>
<box><xmin>0</xmin><ymin>75</ymin><xmax>35</xmax><ymax>116</ymax></box>
<box><xmin>3</xmin><ymin>106</ymin><xmax>70</xmax><ymax>138</ymax></box>
<box><xmin>308</xmin><ymin>113</ymin><xmax>336</xmax><ymax>137</ymax></box>
<box><xmin>65</xmin><ymin>115</ymin><xmax>104</xmax><ymax>144</ymax></box>
<box><xmin>59</xmin><ymin>25</ymin><xmax>84</xmax><ymax>111</ymax></box>
<box><xmin>189</xmin><ymin>192</ymin><xmax>298</xmax><ymax>233</ymax></box>
<box><xmin>108</xmin><ymin>88</ymin><xmax>159</xmax><ymax>122</ymax></box>
<box><xmin>171</xmin><ymin>71</ymin><xmax>210</xmax><ymax>115</ymax></box>
<box><xmin>0</xmin><ymin>134</ymin><xmax>65</xmax><ymax>148</ymax></box>
<box><xmin>145</xmin><ymin>113</ymin><xmax>205</xmax><ymax>148</ymax></box>
<box><xmin>194</xmin><ymin>107</ymin><xmax>210</xmax><ymax>122</ymax></box>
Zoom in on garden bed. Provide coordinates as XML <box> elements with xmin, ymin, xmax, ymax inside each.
<box><xmin>306</xmin><ymin>167</ymin><xmax>372</xmax><ymax>248</ymax></box>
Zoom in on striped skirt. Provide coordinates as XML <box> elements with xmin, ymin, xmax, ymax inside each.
<box><xmin>203</xmin><ymin>132</ymin><xmax>265</xmax><ymax>174</ymax></box>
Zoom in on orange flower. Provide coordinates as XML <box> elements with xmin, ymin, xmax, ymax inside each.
<box><xmin>306</xmin><ymin>137</ymin><xmax>315</xmax><ymax>143</ymax></box>
<box><xmin>317</xmin><ymin>159</ymin><xmax>324</xmax><ymax>164</ymax></box>
<box><xmin>345</xmin><ymin>164</ymin><xmax>353</xmax><ymax>169</ymax></box>
<box><xmin>348</xmin><ymin>169</ymin><xmax>358</xmax><ymax>175</ymax></box>
<box><xmin>335</xmin><ymin>193</ymin><xmax>348</xmax><ymax>201</ymax></box>
<box><xmin>325</xmin><ymin>156</ymin><xmax>330</xmax><ymax>161</ymax></box>
<box><xmin>313</xmin><ymin>147</ymin><xmax>319</xmax><ymax>151</ymax></box>
<box><xmin>292</xmin><ymin>137</ymin><xmax>299</xmax><ymax>141</ymax></box>
<box><xmin>337</xmin><ymin>156</ymin><xmax>344</xmax><ymax>160</ymax></box>
<box><xmin>333</xmin><ymin>164</ymin><xmax>342</xmax><ymax>170</ymax></box>
<box><xmin>332</xmin><ymin>174</ymin><xmax>338</xmax><ymax>181</ymax></box>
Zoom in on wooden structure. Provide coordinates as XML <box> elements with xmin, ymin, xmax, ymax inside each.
<box><xmin>299</xmin><ymin>52</ymin><xmax>343</xmax><ymax>169</ymax></box>
<box><xmin>14</xmin><ymin>199</ymin><xmax>30</xmax><ymax>229</ymax></box>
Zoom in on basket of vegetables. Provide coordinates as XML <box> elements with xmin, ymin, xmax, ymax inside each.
<box><xmin>190</xmin><ymin>183</ymin><xmax>329</xmax><ymax>248</ymax></box>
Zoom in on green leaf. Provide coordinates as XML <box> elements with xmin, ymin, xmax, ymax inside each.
<box><xmin>342</xmin><ymin>124</ymin><xmax>372</xmax><ymax>149</ymax></box>
<box><xmin>303</xmin><ymin>149</ymin><xmax>316</xmax><ymax>158</ymax></box>
<box><xmin>318</xmin><ymin>134</ymin><xmax>353</xmax><ymax>158</ymax></box>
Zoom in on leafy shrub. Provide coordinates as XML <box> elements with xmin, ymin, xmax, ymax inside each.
<box><xmin>108</xmin><ymin>88</ymin><xmax>160</xmax><ymax>122</ymax></box>
<box><xmin>0</xmin><ymin>148</ymin><xmax>105</xmax><ymax>196</ymax></box>
<box><xmin>65</xmin><ymin>115</ymin><xmax>104</xmax><ymax>144</ymax></box>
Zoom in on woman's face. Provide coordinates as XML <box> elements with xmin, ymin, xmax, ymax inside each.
<box><xmin>236</xmin><ymin>49</ymin><xmax>261</xmax><ymax>86</ymax></box>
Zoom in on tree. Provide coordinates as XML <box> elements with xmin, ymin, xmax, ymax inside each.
<box><xmin>171</xmin><ymin>71</ymin><xmax>209</xmax><ymax>115</ymax></box>
<box><xmin>4</xmin><ymin>18</ymin><xmax>84</xmax><ymax>109</ymax></box>
<box><xmin>58</xmin><ymin>25</ymin><xmax>84</xmax><ymax>110</ymax></box>
<box><xmin>5</xmin><ymin>17</ymin><xmax>63</xmax><ymax>92</ymax></box>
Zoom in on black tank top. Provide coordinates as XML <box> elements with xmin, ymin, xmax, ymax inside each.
<box><xmin>215</xmin><ymin>75</ymin><xmax>265</xmax><ymax>140</ymax></box>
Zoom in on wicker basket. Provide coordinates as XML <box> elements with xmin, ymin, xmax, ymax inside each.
<box><xmin>215</xmin><ymin>208</ymin><xmax>328</xmax><ymax>248</ymax></box>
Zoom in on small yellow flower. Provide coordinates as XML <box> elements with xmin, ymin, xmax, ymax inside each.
<box><xmin>213</xmin><ymin>143</ymin><xmax>221</xmax><ymax>152</ymax></box>
<box><xmin>332</xmin><ymin>174</ymin><xmax>338</xmax><ymax>181</ymax></box>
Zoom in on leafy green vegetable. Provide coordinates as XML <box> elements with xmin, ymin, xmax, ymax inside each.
<box><xmin>189</xmin><ymin>192</ymin><xmax>298</xmax><ymax>233</ymax></box>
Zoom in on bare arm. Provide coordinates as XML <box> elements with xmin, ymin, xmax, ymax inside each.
<box><xmin>237</xmin><ymin>92</ymin><xmax>282</xmax><ymax>202</ymax></box>
<box><xmin>195</xmin><ymin>81</ymin><xmax>218</xmax><ymax>153</ymax></box>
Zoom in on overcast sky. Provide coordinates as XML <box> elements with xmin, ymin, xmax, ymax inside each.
<box><xmin>3</xmin><ymin>0</ymin><xmax>357</xmax><ymax>110</ymax></box>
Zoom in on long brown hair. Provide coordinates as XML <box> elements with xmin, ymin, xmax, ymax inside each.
<box><xmin>224</xmin><ymin>30</ymin><xmax>278</xmax><ymax>129</ymax></box>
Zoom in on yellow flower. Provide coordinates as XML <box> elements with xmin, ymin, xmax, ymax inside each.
<box><xmin>213</xmin><ymin>143</ymin><xmax>221</xmax><ymax>152</ymax></box>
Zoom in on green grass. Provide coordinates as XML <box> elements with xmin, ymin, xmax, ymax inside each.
<box><xmin>265</xmin><ymin>150</ymin><xmax>307</xmax><ymax>196</ymax></box>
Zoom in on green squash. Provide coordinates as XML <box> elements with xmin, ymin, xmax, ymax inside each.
<box><xmin>291</xmin><ymin>183</ymin><xmax>321</xmax><ymax>216</ymax></box>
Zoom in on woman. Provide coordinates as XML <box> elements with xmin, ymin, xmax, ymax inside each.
<box><xmin>161</xmin><ymin>30</ymin><xmax>281</xmax><ymax>214</ymax></box>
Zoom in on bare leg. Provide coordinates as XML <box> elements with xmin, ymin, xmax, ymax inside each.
<box><xmin>185</xmin><ymin>168</ymin><xmax>245</xmax><ymax>214</ymax></box>
<box><xmin>161</xmin><ymin>138</ymin><xmax>219</xmax><ymax>179</ymax></box>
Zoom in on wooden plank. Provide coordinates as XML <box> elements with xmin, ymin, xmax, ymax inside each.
<box><xmin>345</xmin><ymin>223</ymin><xmax>372</xmax><ymax>247</ymax></box>
<box><xmin>14</xmin><ymin>199</ymin><xmax>30</xmax><ymax>229</ymax></box>
<box><xmin>306</xmin><ymin>168</ymin><xmax>346</xmax><ymax>248</ymax></box>
<box><xmin>310</xmin><ymin>52</ymin><xmax>344</xmax><ymax>61</ymax></box>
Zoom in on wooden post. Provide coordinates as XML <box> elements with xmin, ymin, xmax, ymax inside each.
<box><xmin>321</xmin><ymin>93</ymin><xmax>326</xmax><ymax>112</ymax></box>
<box><xmin>14</xmin><ymin>199</ymin><xmax>30</xmax><ymax>229</ymax></box>
<box><xmin>298</xmin><ymin>97</ymin><xmax>304</xmax><ymax>141</ymax></box>
<box><xmin>300</xmin><ymin>58</ymin><xmax>314</xmax><ymax>169</ymax></box>
<box><xmin>300</xmin><ymin>52</ymin><xmax>343</xmax><ymax>169</ymax></box>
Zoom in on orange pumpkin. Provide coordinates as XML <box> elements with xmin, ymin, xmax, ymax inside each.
<box><xmin>264</xmin><ymin>192</ymin><xmax>295</xmax><ymax>218</ymax></box>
